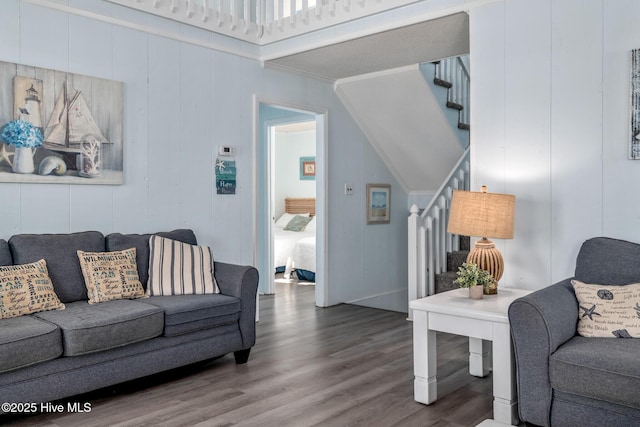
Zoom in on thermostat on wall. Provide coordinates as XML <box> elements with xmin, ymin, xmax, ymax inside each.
<box><xmin>218</xmin><ymin>145</ymin><xmax>235</xmax><ymax>156</ymax></box>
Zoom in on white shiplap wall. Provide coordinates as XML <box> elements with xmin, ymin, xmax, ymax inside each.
<box><xmin>0</xmin><ymin>0</ymin><xmax>408</xmax><ymax>311</ymax></box>
<box><xmin>470</xmin><ymin>0</ymin><xmax>639</xmax><ymax>290</ymax></box>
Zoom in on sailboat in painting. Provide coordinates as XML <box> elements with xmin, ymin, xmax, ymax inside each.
<box><xmin>43</xmin><ymin>80</ymin><xmax>109</xmax><ymax>153</ymax></box>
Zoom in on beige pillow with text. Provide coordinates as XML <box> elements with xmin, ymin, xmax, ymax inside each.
<box><xmin>0</xmin><ymin>259</ymin><xmax>65</xmax><ymax>319</ymax></box>
<box><xmin>78</xmin><ymin>248</ymin><xmax>145</xmax><ymax>304</ymax></box>
<box><xmin>572</xmin><ymin>280</ymin><xmax>640</xmax><ymax>338</ymax></box>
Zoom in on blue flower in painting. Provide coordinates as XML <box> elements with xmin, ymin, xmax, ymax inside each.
<box><xmin>1</xmin><ymin>120</ymin><xmax>43</xmax><ymax>148</ymax></box>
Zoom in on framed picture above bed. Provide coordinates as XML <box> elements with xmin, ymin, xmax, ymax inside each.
<box><xmin>299</xmin><ymin>156</ymin><xmax>315</xmax><ymax>180</ymax></box>
<box><xmin>366</xmin><ymin>184</ymin><xmax>390</xmax><ymax>224</ymax></box>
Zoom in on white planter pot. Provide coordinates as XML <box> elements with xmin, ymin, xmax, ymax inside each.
<box><xmin>468</xmin><ymin>286</ymin><xmax>483</xmax><ymax>300</ymax></box>
<box><xmin>12</xmin><ymin>146</ymin><xmax>35</xmax><ymax>174</ymax></box>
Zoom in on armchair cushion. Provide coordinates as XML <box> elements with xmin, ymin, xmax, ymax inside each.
<box><xmin>550</xmin><ymin>336</ymin><xmax>640</xmax><ymax>409</ymax></box>
<box><xmin>575</xmin><ymin>237</ymin><xmax>640</xmax><ymax>285</ymax></box>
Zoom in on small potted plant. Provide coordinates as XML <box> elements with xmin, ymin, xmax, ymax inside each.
<box><xmin>453</xmin><ymin>261</ymin><xmax>495</xmax><ymax>299</ymax></box>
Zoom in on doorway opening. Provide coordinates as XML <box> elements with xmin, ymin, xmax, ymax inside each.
<box><xmin>255</xmin><ymin>99</ymin><xmax>327</xmax><ymax>308</ymax></box>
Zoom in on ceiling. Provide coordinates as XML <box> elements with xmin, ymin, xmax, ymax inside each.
<box><xmin>265</xmin><ymin>12</ymin><xmax>469</xmax><ymax>81</ymax></box>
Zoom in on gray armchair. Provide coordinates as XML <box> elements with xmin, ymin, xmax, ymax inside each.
<box><xmin>508</xmin><ymin>237</ymin><xmax>640</xmax><ymax>426</ymax></box>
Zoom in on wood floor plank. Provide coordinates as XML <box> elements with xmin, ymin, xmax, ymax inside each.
<box><xmin>4</xmin><ymin>282</ymin><xmax>494</xmax><ymax>426</ymax></box>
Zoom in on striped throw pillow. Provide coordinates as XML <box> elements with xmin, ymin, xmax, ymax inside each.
<box><xmin>147</xmin><ymin>236</ymin><xmax>219</xmax><ymax>296</ymax></box>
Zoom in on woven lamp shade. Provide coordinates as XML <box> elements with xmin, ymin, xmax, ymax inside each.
<box><xmin>447</xmin><ymin>190</ymin><xmax>515</xmax><ymax>239</ymax></box>
<box><xmin>447</xmin><ymin>188</ymin><xmax>516</xmax><ymax>288</ymax></box>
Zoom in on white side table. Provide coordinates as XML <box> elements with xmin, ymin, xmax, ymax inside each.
<box><xmin>410</xmin><ymin>287</ymin><xmax>531</xmax><ymax>426</ymax></box>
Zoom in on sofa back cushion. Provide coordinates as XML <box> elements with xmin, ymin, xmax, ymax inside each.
<box><xmin>0</xmin><ymin>239</ymin><xmax>12</xmax><ymax>266</ymax></box>
<box><xmin>9</xmin><ymin>231</ymin><xmax>105</xmax><ymax>303</ymax></box>
<box><xmin>105</xmin><ymin>229</ymin><xmax>197</xmax><ymax>288</ymax></box>
<box><xmin>575</xmin><ymin>237</ymin><xmax>640</xmax><ymax>285</ymax></box>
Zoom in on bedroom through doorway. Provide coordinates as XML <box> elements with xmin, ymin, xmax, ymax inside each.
<box><xmin>255</xmin><ymin>100</ymin><xmax>327</xmax><ymax>308</ymax></box>
<box><xmin>272</xmin><ymin>120</ymin><xmax>317</xmax><ymax>293</ymax></box>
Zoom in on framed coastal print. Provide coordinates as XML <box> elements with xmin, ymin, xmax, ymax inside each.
<box><xmin>300</xmin><ymin>156</ymin><xmax>315</xmax><ymax>180</ymax></box>
<box><xmin>366</xmin><ymin>184</ymin><xmax>391</xmax><ymax>224</ymax></box>
<box><xmin>0</xmin><ymin>61</ymin><xmax>123</xmax><ymax>184</ymax></box>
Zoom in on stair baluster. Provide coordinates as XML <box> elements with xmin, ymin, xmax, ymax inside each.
<box><xmin>408</xmin><ymin>148</ymin><xmax>469</xmax><ymax>320</ymax></box>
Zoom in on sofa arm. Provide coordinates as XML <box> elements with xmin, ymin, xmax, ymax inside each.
<box><xmin>214</xmin><ymin>262</ymin><xmax>259</xmax><ymax>349</ymax></box>
<box><xmin>508</xmin><ymin>278</ymin><xmax>578</xmax><ymax>427</ymax></box>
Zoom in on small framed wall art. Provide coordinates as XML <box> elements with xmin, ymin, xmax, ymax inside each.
<box><xmin>300</xmin><ymin>156</ymin><xmax>315</xmax><ymax>180</ymax></box>
<box><xmin>366</xmin><ymin>183</ymin><xmax>391</xmax><ymax>224</ymax></box>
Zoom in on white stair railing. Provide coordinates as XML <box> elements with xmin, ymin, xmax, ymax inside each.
<box><xmin>407</xmin><ymin>147</ymin><xmax>470</xmax><ymax>319</ymax></box>
<box><xmin>434</xmin><ymin>56</ymin><xmax>470</xmax><ymax>128</ymax></box>
<box><xmin>106</xmin><ymin>0</ymin><xmax>422</xmax><ymax>44</ymax></box>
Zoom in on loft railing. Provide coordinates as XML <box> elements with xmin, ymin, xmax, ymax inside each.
<box><xmin>407</xmin><ymin>147</ymin><xmax>469</xmax><ymax>319</ymax></box>
<box><xmin>106</xmin><ymin>0</ymin><xmax>421</xmax><ymax>44</ymax></box>
<box><xmin>434</xmin><ymin>56</ymin><xmax>470</xmax><ymax>129</ymax></box>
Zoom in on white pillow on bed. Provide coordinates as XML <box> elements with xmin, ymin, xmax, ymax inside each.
<box><xmin>305</xmin><ymin>217</ymin><xmax>316</xmax><ymax>232</ymax></box>
<box><xmin>275</xmin><ymin>213</ymin><xmax>310</xmax><ymax>228</ymax></box>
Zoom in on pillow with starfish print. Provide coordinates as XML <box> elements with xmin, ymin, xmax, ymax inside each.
<box><xmin>571</xmin><ymin>280</ymin><xmax>640</xmax><ymax>338</ymax></box>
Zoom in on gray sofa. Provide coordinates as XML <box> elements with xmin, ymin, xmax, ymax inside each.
<box><xmin>509</xmin><ymin>237</ymin><xmax>640</xmax><ymax>426</ymax></box>
<box><xmin>0</xmin><ymin>229</ymin><xmax>258</xmax><ymax>408</ymax></box>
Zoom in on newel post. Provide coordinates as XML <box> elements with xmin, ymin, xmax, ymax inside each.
<box><xmin>408</xmin><ymin>204</ymin><xmax>420</xmax><ymax>320</ymax></box>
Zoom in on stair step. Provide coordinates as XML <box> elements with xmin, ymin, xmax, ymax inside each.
<box><xmin>435</xmin><ymin>271</ymin><xmax>460</xmax><ymax>294</ymax></box>
<box><xmin>447</xmin><ymin>250</ymin><xmax>469</xmax><ymax>272</ymax></box>
<box><xmin>434</xmin><ymin>77</ymin><xmax>452</xmax><ymax>89</ymax></box>
<box><xmin>460</xmin><ymin>235</ymin><xmax>471</xmax><ymax>251</ymax></box>
<box><xmin>433</xmin><ymin>235</ymin><xmax>472</xmax><ymax>294</ymax></box>
<box><xmin>446</xmin><ymin>101</ymin><xmax>464</xmax><ymax>111</ymax></box>
<box><xmin>458</xmin><ymin>122</ymin><xmax>470</xmax><ymax>131</ymax></box>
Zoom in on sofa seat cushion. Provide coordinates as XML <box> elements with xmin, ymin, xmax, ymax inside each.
<box><xmin>0</xmin><ymin>315</ymin><xmax>62</xmax><ymax>373</ymax></box>
<box><xmin>33</xmin><ymin>300</ymin><xmax>164</xmax><ymax>356</ymax></box>
<box><xmin>550</xmin><ymin>336</ymin><xmax>640</xmax><ymax>409</ymax></box>
<box><xmin>143</xmin><ymin>294</ymin><xmax>240</xmax><ymax>337</ymax></box>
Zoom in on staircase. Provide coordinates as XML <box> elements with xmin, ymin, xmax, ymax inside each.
<box><xmin>429</xmin><ymin>56</ymin><xmax>470</xmax><ymax>295</ymax></box>
<box><xmin>407</xmin><ymin>55</ymin><xmax>470</xmax><ymax>318</ymax></box>
<box><xmin>434</xmin><ymin>235</ymin><xmax>470</xmax><ymax>293</ymax></box>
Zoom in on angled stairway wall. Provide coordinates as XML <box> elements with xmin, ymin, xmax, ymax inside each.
<box><xmin>334</xmin><ymin>63</ymin><xmax>468</xmax><ymax>200</ymax></box>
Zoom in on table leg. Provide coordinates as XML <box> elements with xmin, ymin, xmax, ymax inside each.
<box><xmin>413</xmin><ymin>310</ymin><xmax>437</xmax><ymax>404</ymax></box>
<box><xmin>469</xmin><ymin>337</ymin><xmax>491</xmax><ymax>377</ymax></box>
<box><xmin>491</xmin><ymin>322</ymin><xmax>519</xmax><ymax>425</ymax></box>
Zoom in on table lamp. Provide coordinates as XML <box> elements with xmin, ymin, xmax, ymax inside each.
<box><xmin>447</xmin><ymin>186</ymin><xmax>516</xmax><ymax>293</ymax></box>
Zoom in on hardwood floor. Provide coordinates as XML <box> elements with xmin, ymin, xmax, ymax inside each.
<box><xmin>5</xmin><ymin>282</ymin><xmax>493</xmax><ymax>427</ymax></box>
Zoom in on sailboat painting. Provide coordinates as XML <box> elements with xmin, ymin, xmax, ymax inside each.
<box><xmin>44</xmin><ymin>80</ymin><xmax>109</xmax><ymax>152</ymax></box>
<box><xmin>0</xmin><ymin>61</ymin><xmax>123</xmax><ymax>184</ymax></box>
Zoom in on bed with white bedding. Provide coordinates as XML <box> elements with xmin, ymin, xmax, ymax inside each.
<box><xmin>274</xmin><ymin>198</ymin><xmax>316</xmax><ymax>282</ymax></box>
